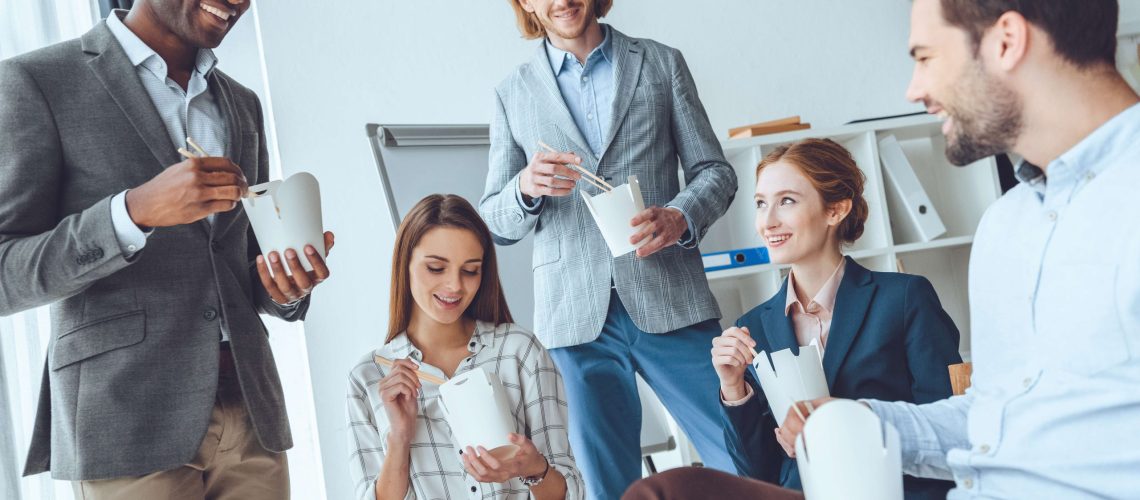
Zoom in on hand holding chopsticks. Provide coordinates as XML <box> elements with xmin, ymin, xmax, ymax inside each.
<box><xmin>374</xmin><ymin>355</ymin><xmax>447</xmax><ymax>385</ymax></box>
<box><xmin>537</xmin><ymin>141</ymin><xmax>614</xmax><ymax>192</ymax></box>
<box><xmin>121</xmin><ymin>137</ymin><xmax>248</xmax><ymax>228</ymax></box>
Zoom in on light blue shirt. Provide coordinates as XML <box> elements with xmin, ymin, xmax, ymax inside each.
<box><xmin>546</xmin><ymin>26</ymin><xmax>614</xmax><ymax>157</ymax></box>
<box><xmin>865</xmin><ymin>103</ymin><xmax>1140</xmax><ymax>498</ymax></box>
<box><xmin>105</xmin><ymin>10</ymin><xmax>228</xmax><ymax>256</ymax></box>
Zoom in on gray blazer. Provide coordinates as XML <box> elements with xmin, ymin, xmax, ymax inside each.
<box><xmin>480</xmin><ymin>28</ymin><xmax>735</xmax><ymax>349</ymax></box>
<box><xmin>0</xmin><ymin>22</ymin><xmax>305</xmax><ymax>480</ymax></box>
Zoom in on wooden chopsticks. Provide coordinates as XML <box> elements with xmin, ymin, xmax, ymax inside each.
<box><xmin>537</xmin><ymin>141</ymin><xmax>614</xmax><ymax>192</ymax></box>
<box><xmin>373</xmin><ymin>354</ymin><xmax>448</xmax><ymax>385</ymax></box>
<box><xmin>178</xmin><ymin>136</ymin><xmax>208</xmax><ymax>160</ymax></box>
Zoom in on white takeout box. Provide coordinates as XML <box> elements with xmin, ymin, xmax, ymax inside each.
<box><xmin>241</xmin><ymin>172</ymin><xmax>325</xmax><ymax>276</ymax></box>
<box><xmin>580</xmin><ymin>175</ymin><xmax>648</xmax><ymax>257</ymax></box>
<box><xmin>752</xmin><ymin>345</ymin><xmax>830</xmax><ymax>426</ymax></box>
<box><xmin>795</xmin><ymin>400</ymin><xmax>903</xmax><ymax>500</ymax></box>
<box><xmin>437</xmin><ymin>367</ymin><xmax>520</xmax><ymax>460</ymax></box>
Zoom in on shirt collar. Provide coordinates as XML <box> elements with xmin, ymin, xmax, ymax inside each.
<box><xmin>545</xmin><ymin>24</ymin><xmax>612</xmax><ymax>76</ymax></box>
<box><xmin>1037</xmin><ymin>102</ymin><xmax>1140</xmax><ymax>196</ymax></box>
<box><xmin>106</xmin><ymin>9</ymin><xmax>219</xmax><ymax>80</ymax></box>
<box><xmin>379</xmin><ymin>320</ymin><xmax>498</xmax><ymax>362</ymax></box>
<box><xmin>785</xmin><ymin>259</ymin><xmax>846</xmax><ymax>317</ymax></box>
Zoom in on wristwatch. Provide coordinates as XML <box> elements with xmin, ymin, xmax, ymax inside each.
<box><xmin>520</xmin><ymin>456</ymin><xmax>550</xmax><ymax>487</ymax></box>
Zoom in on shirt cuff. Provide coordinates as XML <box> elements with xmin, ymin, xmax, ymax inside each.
<box><xmin>666</xmin><ymin>206</ymin><xmax>696</xmax><ymax>247</ymax></box>
<box><xmin>515</xmin><ymin>179</ymin><xmax>544</xmax><ymax>214</ymax></box>
<box><xmin>721</xmin><ymin>384</ymin><xmax>754</xmax><ymax>407</ymax></box>
<box><xmin>111</xmin><ymin>190</ymin><xmax>150</xmax><ymax>256</ymax></box>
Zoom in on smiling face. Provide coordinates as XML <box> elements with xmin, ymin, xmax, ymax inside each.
<box><xmin>754</xmin><ymin>161</ymin><xmax>847</xmax><ymax>265</ymax></box>
<box><xmin>518</xmin><ymin>0</ymin><xmax>596</xmax><ymax>40</ymax></box>
<box><xmin>408</xmin><ymin>227</ymin><xmax>484</xmax><ymax>328</ymax></box>
<box><xmin>905</xmin><ymin>0</ymin><xmax>1023</xmax><ymax>166</ymax></box>
<box><xmin>146</xmin><ymin>0</ymin><xmax>249</xmax><ymax>49</ymax></box>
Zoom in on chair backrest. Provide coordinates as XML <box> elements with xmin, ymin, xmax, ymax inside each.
<box><xmin>795</xmin><ymin>400</ymin><xmax>903</xmax><ymax>500</ymax></box>
<box><xmin>948</xmin><ymin>362</ymin><xmax>972</xmax><ymax>396</ymax></box>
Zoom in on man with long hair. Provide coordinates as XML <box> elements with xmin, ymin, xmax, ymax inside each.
<box><xmin>480</xmin><ymin>1</ymin><xmax>741</xmax><ymax>497</ymax></box>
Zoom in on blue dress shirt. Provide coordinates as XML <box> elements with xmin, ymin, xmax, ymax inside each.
<box><xmin>865</xmin><ymin>103</ymin><xmax>1140</xmax><ymax>498</ymax></box>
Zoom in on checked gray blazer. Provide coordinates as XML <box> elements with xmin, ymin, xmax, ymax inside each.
<box><xmin>0</xmin><ymin>21</ymin><xmax>305</xmax><ymax>480</ymax></box>
<box><xmin>480</xmin><ymin>28</ymin><xmax>736</xmax><ymax>349</ymax></box>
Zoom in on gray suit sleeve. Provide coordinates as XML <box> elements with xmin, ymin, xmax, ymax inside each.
<box><xmin>663</xmin><ymin>49</ymin><xmax>737</xmax><ymax>245</ymax></box>
<box><xmin>247</xmin><ymin>98</ymin><xmax>309</xmax><ymax>321</ymax></box>
<box><xmin>478</xmin><ymin>89</ymin><xmax>538</xmax><ymax>245</ymax></box>
<box><xmin>0</xmin><ymin>60</ymin><xmax>134</xmax><ymax>316</ymax></box>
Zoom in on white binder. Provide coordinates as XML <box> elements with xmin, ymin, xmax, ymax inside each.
<box><xmin>879</xmin><ymin>135</ymin><xmax>946</xmax><ymax>243</ymax></box>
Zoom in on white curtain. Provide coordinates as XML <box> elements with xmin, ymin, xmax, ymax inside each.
<box><xmin>1</xmin><ymin>2</ymin><xmax>99</xmax><ymax>499</ymax></box>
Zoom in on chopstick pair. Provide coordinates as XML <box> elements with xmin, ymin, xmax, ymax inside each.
<box><xmin>537</xmin><ymin>141</ymin><xmax>614</xmax><ymax>192</ymax></box>
<box><xmin>373</xmin><ymin>354</ymin><xmax>448</xmax><ymax>385</ymax></box>
<box><xmin>747</xmin><ymin>345</ymin><xmax>812</xmax><ymax>421</ymax></box>
<box><xmin>177</xmin><ymin>136</ymin><xmax>209</xmax><ymax>160</ymax></box>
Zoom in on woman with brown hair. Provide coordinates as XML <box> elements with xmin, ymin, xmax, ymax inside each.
<box><xmin>624</xmin><ymin>139</ymin><xmax>961</xmax><ymax>500</ymax></box>
<box><xmin>346</xmin><ymin>194</ymin><xmax>583</xmax><ymax>500</ymax></box>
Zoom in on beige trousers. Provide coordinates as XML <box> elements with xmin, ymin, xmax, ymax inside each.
<box><xmin>72</xmin><ymin>347</ymin><xmax>289</xmax><ymax>500</ymax></box>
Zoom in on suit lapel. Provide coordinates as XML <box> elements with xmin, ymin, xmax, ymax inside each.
<box><xmin>600</xmin><ymin>28</ymin><xmax>643</xmax><ymax>161</ymax></box>
<box><xmin>822</xmin><ymin>257</ymin><xmax>877</xmax><ymax>387</ymax></box>
<box><xmin>760</xmin><ymin>280</ymin><xmax>799</xmax><ymax>353</ymax></box>
<box><xmin>82</xmin><ymin>23</ymin><xmax>179</xmax><ymax>175</ymax></box>
<box><xmin>524</xmin><ymin>43</ymin><xmax>592</xmax><ymax>159</ymax></box>
<box><xmin>207</xmin><ymin>71</ymin><xmax>248</xmax><ymax>238</ymax></box>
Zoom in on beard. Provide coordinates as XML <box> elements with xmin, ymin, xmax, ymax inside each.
<box><xmin>538</xmin><ymin>1</ymin><xmax>593</xmax><ymax>40</ymax></box>
<box><xmin>943</xmin><ymin>61</ymin><xmax>1024</xmax><ymax>166</ymax></box>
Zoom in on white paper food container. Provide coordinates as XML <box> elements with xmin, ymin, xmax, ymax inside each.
<box><xmin>580</xmin><ymin>175</ymin><xmax>648</xmax><ymax>257</ymax></box>
<box><xmin>438</xmin><ymin>367</ymin><xmax>519</xmax><ymax>460</ymax></box>
<box><xmin>752</xmin><ymin>345</ymin><xmax>830</xmax><ymax>427</ymax></box>
<box><xmin>240</xmin><ymin>172</ymin><xmax>325</xmax><ymax>276</ymax></box>
<box><xmin>794</xmin><ymin>400</ymin><xmax>903</xmax><ymax>500</ymax></box>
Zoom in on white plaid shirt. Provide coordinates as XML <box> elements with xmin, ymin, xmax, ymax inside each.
<box><xmin>346</xmin><ymin>321</ymin><xmax>584</xmax><ymax>500</ymax></box>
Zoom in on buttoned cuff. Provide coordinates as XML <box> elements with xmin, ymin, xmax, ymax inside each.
<box><xmin>111</xmin><ymin>190</ymin><xmax>151</xmax><ymax>256</ymax></box>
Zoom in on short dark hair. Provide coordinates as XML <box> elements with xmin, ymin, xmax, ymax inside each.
<box><xmin>939</xmin><ymin>0</ymin><xmax>1118</xmax><ymax>68</ymax></box>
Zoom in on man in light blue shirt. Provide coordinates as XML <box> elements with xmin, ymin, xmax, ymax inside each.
<box><xmin>625</xmin><ymin>0</ymin><xmax>1140</xmax><ymax>499</ymax></box>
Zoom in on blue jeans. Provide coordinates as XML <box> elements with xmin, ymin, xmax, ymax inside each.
<box><xmin>548</xmin><ymin>291</ymin><xmax>741</xmax><ymax>499</ymax></box>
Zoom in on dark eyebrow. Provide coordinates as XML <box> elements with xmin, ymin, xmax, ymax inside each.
<box><xmin>425</xmin><ymin>255</ymin><xmax>482</xmax><ymax>264</ymax></box>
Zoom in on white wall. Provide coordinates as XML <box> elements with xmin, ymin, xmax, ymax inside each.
<box><xmin>219</xmin><ymin>1</ymin><xmax>1140</xmax><ymax>499</ymax></box>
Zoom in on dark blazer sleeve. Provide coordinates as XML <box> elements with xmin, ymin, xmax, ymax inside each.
<box><xmin>720</xmin><ymin>317</ymin><xmax>785</xmax><ymax>482</ymax></box>
<box><xmin>0</xmin><ymin>59</ymin><xmax>134</xmax><ymax>316</ymax></box>
<box><xmin>903</xmin><ymin>276</ymin><xmax>962</xmax><ymax>403</ymax></box>
<box><xmin>246</xmin><ymin>96</ymin><xmax>309</xmax><ymax>321</ymax></box>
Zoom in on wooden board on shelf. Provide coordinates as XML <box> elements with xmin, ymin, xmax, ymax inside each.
<box><xmin>730</xmin><ymin>122</ymin><xmax>811</xmax><ymax>139</ymax></box>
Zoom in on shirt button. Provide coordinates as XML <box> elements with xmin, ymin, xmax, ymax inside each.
<box><xmin>1047</xmin><ymin>211</ymin><xmax>1057</xmax><ymax>221</ymax></box>
<box><xmin>1086</xmin><ymin>172</ymin><xmax>1096</xmax><ymax>181</ymax></box>
<box><xmin>587</xmin><ymin>113</ymin><xmax>594</xmax><ymax>120</ymax></box>
<box><xmin>127</xmin><ymin>245</ymin><xmax>137</xmax><ymax>252</ymax></box>
<box><xmin>963</xmin><ymin>478</ymin><xmax>974</xmax><ymax>489</ymax></box>
<box><xmin>582</xmin><ymin>76</ymin><xmax>589</xmax><ymax>82</ymax></box>
<box><xmin>1022</xmin><ymin>377</ymin><xmax>1033</xmax><ymax>388</ymax></box>
<box><xmin>979</xmin><ymin>444</ymin><xmax>991</xmax><ymax>453</ymax></box>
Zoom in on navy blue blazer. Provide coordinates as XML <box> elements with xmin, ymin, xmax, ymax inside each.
<box><xmin>721</xmin><ymin>257</ymin><xmax>961</xmax><ymax>500</ymax></box>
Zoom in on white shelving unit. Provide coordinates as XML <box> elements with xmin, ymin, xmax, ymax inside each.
<box><xmin>700</xmin><ymin>114</ymin><xmax>1001</xmax><ymax>357</ymax></box>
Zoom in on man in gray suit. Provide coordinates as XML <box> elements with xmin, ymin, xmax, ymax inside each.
<box><xmin>0</xmin><ymin>0</ymin><xmax>332</xmax><ymax>498</ymax></box>
<box><xmin>480</xmin><ymin>0</ymin><xmax>742</xmax><ymax>497</ymax></box>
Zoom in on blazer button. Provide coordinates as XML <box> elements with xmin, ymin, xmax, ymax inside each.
<box><xmin>211</xmin><ymin>241</ymin><xmax>222</xmax><ymax>253</ymax></box>
<box><xmin>203</xmin><ymin>308</ymin><xmax>218</xmax><ymax>321</ymax></box>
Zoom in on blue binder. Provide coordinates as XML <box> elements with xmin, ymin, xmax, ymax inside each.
<box><xmin>701</xmin><ymin>247</ymin><xmax>770</xmax><ymax>272</ymax></box>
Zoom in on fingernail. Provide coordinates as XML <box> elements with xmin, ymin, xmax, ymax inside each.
<box><xmin>306</xmin><ymin>246</ymin><xmax>316</xmax><ymax>255</ymax></box>
<box><xmin>269</xmin><ymin>253</ymin><xmax>279</xmax><ymax>263</ymax></box>
<box><xmin>285</xmin><ymin>249</ymin><xmax>296</xmax><ymax>259</ymax></box>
